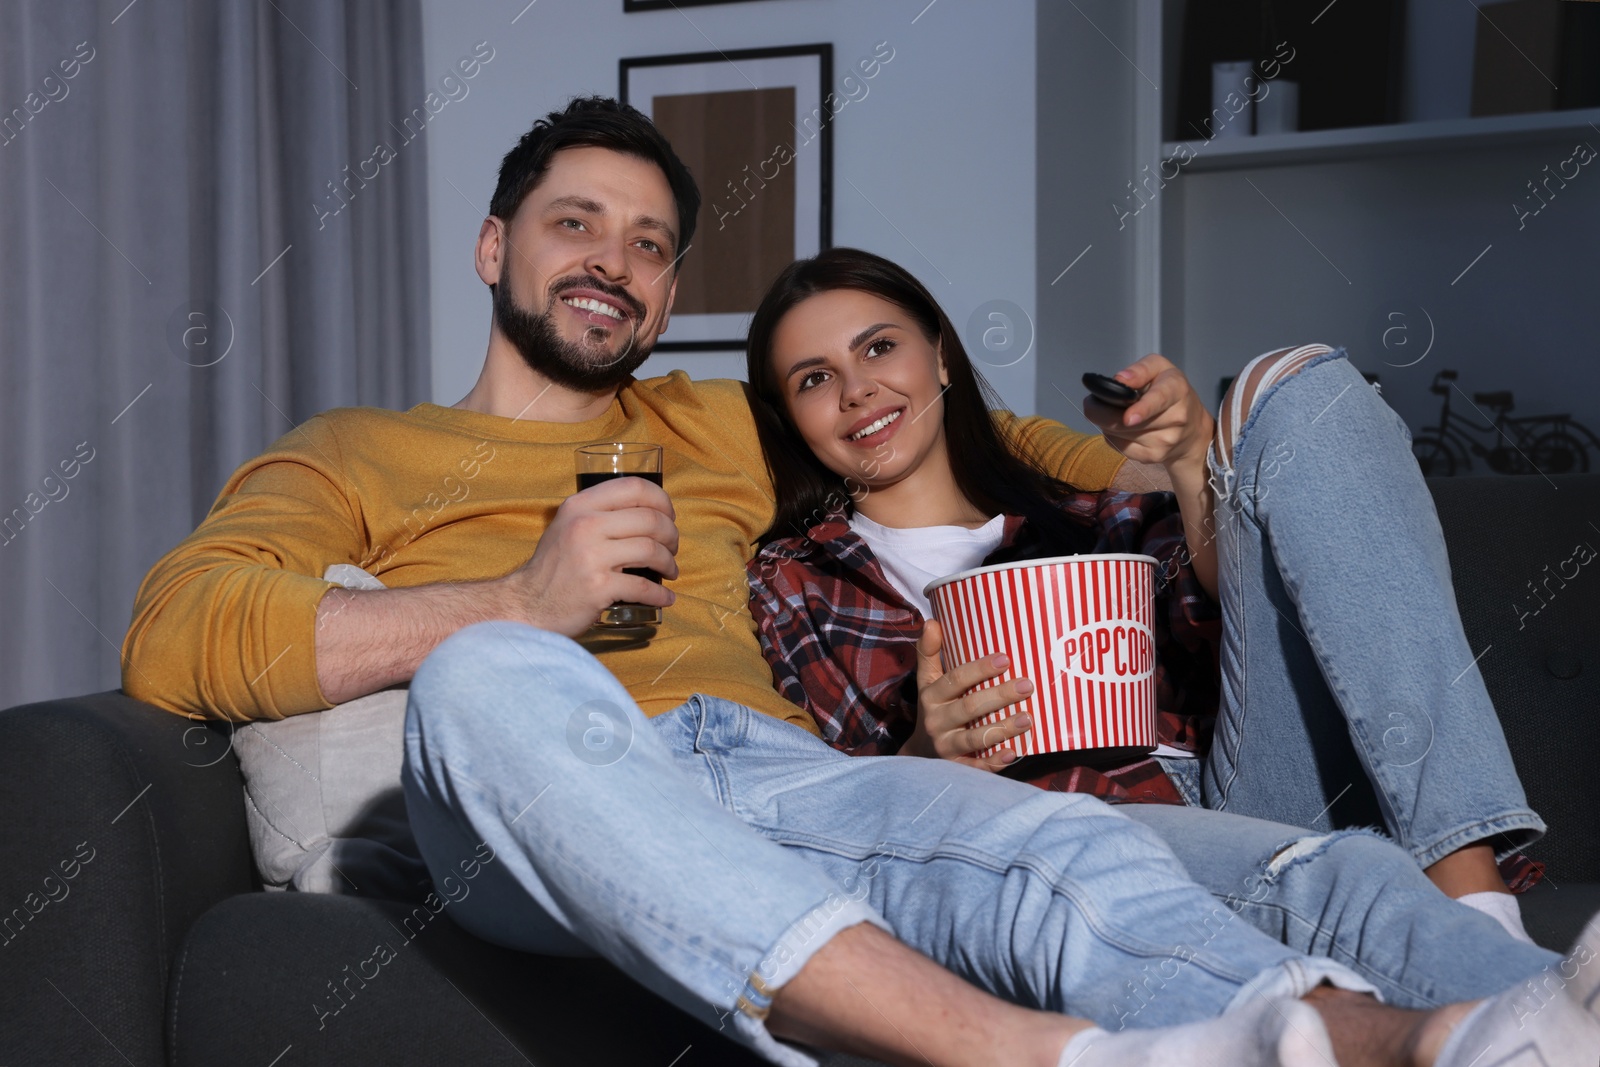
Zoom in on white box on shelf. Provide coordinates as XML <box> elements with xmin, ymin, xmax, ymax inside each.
<box><xmin>1255</xmin><ymin>79</ymin><xmax>1298</xmax><ymax>135</ymax></box>
<box><xmin>1210</xmin><ymin>60</ymin><xmax>1256</xmax><ymax>138</ymax></box>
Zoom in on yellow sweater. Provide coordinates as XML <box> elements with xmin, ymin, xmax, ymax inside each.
<box><xmin>122</xmin><ymin>371</ymin><xmax>1124</xmax><ymax>727</ymax></box>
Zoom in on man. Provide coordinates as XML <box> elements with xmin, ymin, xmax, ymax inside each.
<box><xmin>124</xmin><ymin>97</ymin><xmax>1598</xmax><ymax>1066</ymax></box>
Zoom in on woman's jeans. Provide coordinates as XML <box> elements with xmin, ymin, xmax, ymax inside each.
<box><xmin>402</xmin><ymin>623</ymin><xmax>1557</xmax><ymax>1065</ymax></box>
<box><xmin>1168</xmin><ymin>350</ymin><xmax>1546</xmax><ymax>868</ymax></box>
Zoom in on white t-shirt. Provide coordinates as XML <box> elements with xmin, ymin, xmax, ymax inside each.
<box><xmin>848</xmin><ymin>509</ymin><xmax>1194</xmax><ymax>761</ymax></box>
<box><xmin>847</xmin><ymin>511</ymin><xmax>1005</xmax><ymax>622</ymax></box>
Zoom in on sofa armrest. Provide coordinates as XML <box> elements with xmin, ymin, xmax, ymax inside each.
<box><xmin>0</xmin><ymin>691</ymin><xmax>256</xmax><ymax>1065</ymax></box>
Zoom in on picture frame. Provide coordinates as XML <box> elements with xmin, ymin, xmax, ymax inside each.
<box><xmin>621</xmin><ymin>44</ymin><xmax>833</xmax><ymax>350</ymax></box>
<box><xmin>622</xmin><ymin>0</ymin><xmax>788</xmax><ymax>13</ymax></box>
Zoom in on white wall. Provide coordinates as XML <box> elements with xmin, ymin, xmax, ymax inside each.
<box><xmin>419</xmin><ymin>0</ymin><xmax>1039</xmax><ymax>414</ymax></box>
<box><xmin>1034</xmin><ymin>0</ymin><xmax>1144</xmax><ymax>435</ymax></box>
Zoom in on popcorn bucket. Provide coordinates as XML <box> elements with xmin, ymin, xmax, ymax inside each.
<box><xmin>924</xmin><ymin>554</ymin><xmax>1159</xmax><ymax>758</ymax></box>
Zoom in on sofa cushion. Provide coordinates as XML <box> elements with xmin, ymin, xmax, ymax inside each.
<box><xmin>1427</xmin><ymin>474</ymin><xmax>1600</xmax><ymax>882</ymax></box>
<box><xmin>1520</xmin><ymin>881</ymin><xmax>1600</xmax><ymax>952</ymax></box>
<box><xmin>167</xmin><ymin>892</ymin><xmax>775</xmax><ymax>1066</ymax></box>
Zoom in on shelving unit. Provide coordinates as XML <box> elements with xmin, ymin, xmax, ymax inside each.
<box><xmin>1126</xmin><ymin>0</ymin><xmax>1599</xmax><ymax>390</ymax></box>
<box><xmin>1034</xmin><ymin>1</ymin><xmax>1600</xmax><ymax>438</ymax></box>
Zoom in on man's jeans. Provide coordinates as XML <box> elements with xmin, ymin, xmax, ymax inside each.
<box><xmin>402</xmin><ymin>626</ymin><xmax>1556</xmax><ymax>1065</ymax></box>
<box><xmin>1165</xmin><ymin>350</ymin><xmax>1547</xmax><ymax>869</ymax></box>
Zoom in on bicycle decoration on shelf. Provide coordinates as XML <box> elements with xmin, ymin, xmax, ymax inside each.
<box><xmin>1411</xmin><ymin>370</ymin><xmax>1600</xmax><ymax>477</ymax></box>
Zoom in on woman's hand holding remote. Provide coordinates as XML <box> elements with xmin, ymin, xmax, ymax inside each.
<box><xmin>1083</xmin><ymin>354</ymin><xmax>1213</xmax><ymax>478</ymax></box>
<box><xmin>1083</xmin><ymin>354</ymin><xmax>1220</xmax><ymax>600</ymax></box>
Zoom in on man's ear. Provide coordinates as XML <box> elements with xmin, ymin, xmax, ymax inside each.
<box><xmin>474</xmin><ymin>217</ymin><xmax>505</xmax><ymax>289</ymax></box>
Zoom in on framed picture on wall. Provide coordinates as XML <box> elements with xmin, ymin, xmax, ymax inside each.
<box><xmin>620</xmin><ymin>44</ymin><xmax>833</xmax><ymax>350</ymax></box>
<box><xmin>623</xmin><ymin>0</ymin><xmax>790</xmax><ymax>12</ymax></box>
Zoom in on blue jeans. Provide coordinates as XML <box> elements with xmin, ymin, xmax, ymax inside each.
<box><xmin>402</xmin><ymin>623</ymin><xmax>1557</xmax><ymax>1066</ymax></box>
<box><xmin>1170</xmin><ymin>350</ymin><xmax>1546</xmax><ymax>868</ymax></box>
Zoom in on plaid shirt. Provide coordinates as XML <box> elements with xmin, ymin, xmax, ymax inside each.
<box><xmin>747</xmin><ymin>490</ymin><xmax>1223</xmax><ymax>805</ymax></box>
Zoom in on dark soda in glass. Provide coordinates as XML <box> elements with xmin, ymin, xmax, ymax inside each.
<box><xmin>574</xmin><ymin>470</ymin><xmax>664</xmax><ymax>587</ymax></box>
<box><xmin>573</xmin><ymin>443</ymin><xmax>665</xmax><ymax>627</ymax></box>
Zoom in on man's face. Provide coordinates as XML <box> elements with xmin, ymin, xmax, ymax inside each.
<box><xmin>489</xmin><ymin>146</ymin><xmax>681</xmax><ymax>391</ymax></box>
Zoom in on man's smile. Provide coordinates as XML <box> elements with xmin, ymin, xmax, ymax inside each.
<box><xmin>561</xmin><ymin>292</ymin><xmax>628</xmax><ymax>323</ymax></box>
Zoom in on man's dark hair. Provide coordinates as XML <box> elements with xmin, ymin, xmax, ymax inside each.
<box><xmin>488</xmin><ymin>96</ymin><xmax>701</xmax><ymax>260</ymax></box>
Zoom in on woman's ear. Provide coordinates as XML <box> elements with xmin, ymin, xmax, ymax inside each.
<box><xmin>937</xmin><ymin>344</ymin><xmax>950</xmax><ymax>387</ymax></box>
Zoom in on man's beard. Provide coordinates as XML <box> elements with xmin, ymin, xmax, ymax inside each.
<box><xmin>494</xmin><ymin>267</ymin><xmax>653</xmax><ymax>391</ymax></box>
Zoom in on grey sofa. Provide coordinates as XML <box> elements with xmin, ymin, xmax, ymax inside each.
<box><xmin>2</xmin><ymin>474</ymin><xmax>1595</xmax><ymax>1066</ymax></box>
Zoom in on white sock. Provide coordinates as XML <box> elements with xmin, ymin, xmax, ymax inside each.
<box><xmin>1457</xmin><ymin>890</ymin><xmax>1535</xmax><ymax>944</ymax></box>
<box><xmin>1435</xmin><ymin>907</ymin><xmax>1600</xmax><ymax>1066</ymax></box>
<box><xmin>1057</xmin><ymin>995</ymin><xmax>1334</xmax><ymax>1067</ymax></box>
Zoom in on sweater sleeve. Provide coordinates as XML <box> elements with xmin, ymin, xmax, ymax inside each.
<box><xmin>994</xmin><ymin>412</ymin><xmax>1126</xmax><ymax>491</ymax></box>
<box><xmin>121</xmin><ymin>416</ymin><xmax>360</xmax><ymax>722</ymax></box>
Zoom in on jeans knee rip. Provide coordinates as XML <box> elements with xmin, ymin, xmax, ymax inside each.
<box><xmin>1263</xmin><ymin>827</ymin><xmax>1388</xmax><ymax>883</ymax></box>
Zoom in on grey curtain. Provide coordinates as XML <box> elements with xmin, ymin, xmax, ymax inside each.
<box><xmin>0</xmin><ymin>0</ymin><xmax>430</xmax><ymax>710</ymax></box>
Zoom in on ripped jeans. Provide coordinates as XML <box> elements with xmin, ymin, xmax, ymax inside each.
<box><xmin>403</xmin><ymin>625</ymin><xmax>1558</xmax><ymax>1067</ymax></box>
<box><xmin>1160</xmin><ymin>349</ymin><xmax>1545</xmax><ymax>869</ymax></box>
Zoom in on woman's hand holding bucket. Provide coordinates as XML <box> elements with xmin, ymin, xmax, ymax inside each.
<box><xmin>902</xmin><ymin>619</ymin><xmax>1034</xmax><ymax>772</ymax></box>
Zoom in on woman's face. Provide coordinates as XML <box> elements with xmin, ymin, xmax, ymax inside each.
<box><xmin>769</xmin><ymin>288</ymin><xmax>950</xmax><ymax>492</ymax></box>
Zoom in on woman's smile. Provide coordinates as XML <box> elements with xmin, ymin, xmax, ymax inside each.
<box><xmin>844</xmin><ymin>405</ymin><xmax>906</xmax><ymax>445</ymax></box>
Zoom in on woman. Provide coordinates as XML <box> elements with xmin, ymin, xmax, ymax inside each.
<box><xmin>744</xmin><ymin>247</ymin><xmax>1545</xmax><ymax>940</ymax></box>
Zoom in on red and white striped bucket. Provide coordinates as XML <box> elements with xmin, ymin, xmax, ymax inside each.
<box><xmin>924</xmin><ymin>554</ymin><xmax>1158</xmax><ymax>758</ymax></box>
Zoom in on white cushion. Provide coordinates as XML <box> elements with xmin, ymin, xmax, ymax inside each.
<box><xmin>233</xmin><ymin>569</ymin><xmax>426</xmax><ymax>899</ymax></box>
